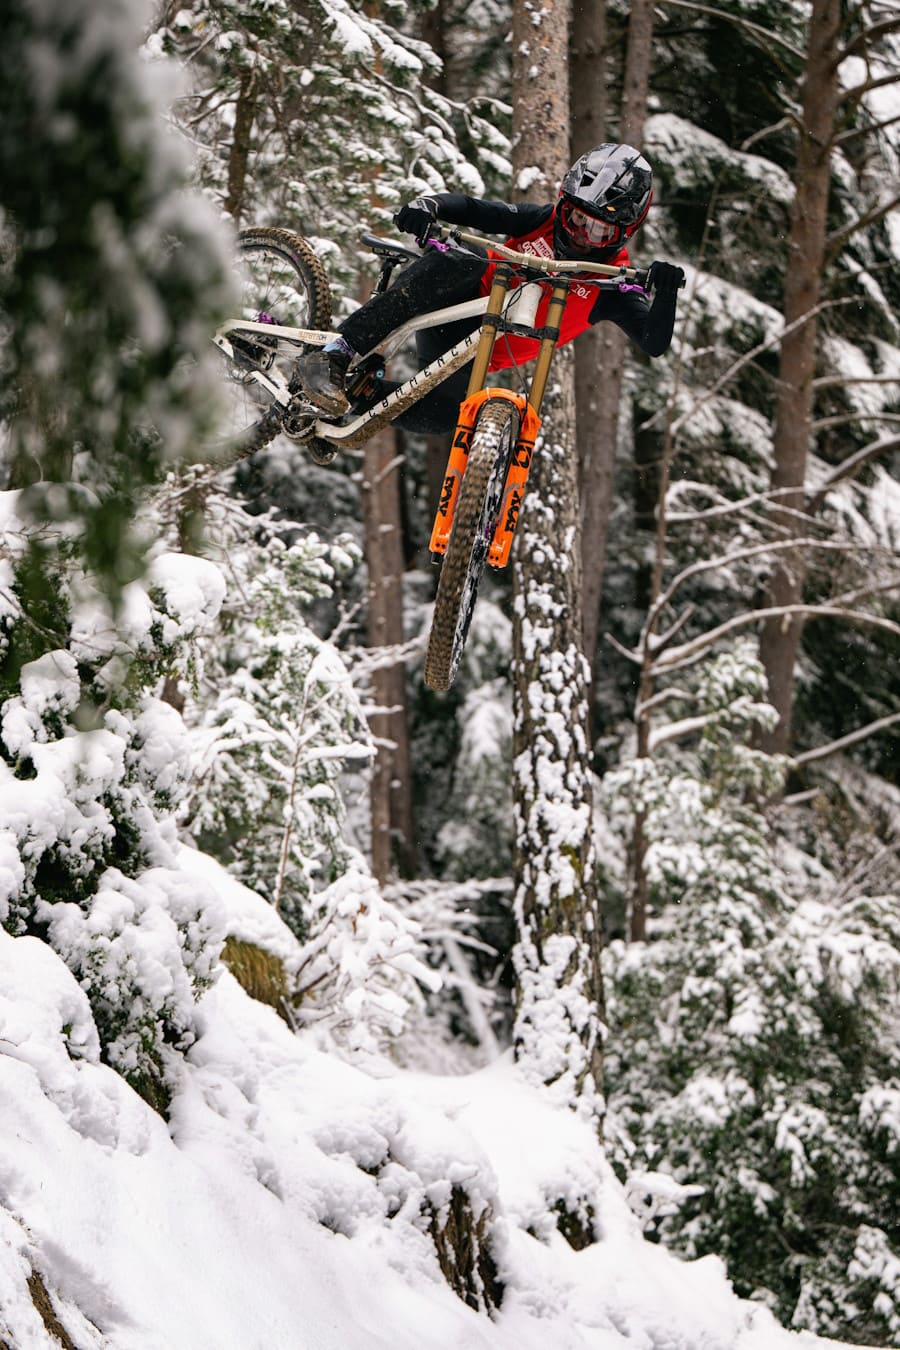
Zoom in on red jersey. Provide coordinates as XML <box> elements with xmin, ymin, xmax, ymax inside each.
<box><xmin>478</xmin><ymin>209</ymin><xmax>631</xmax><ymax>371</ymax></box>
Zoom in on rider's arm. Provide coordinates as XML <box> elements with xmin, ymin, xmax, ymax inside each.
<box><xmin>414</xmin><ymin>193</ymin><xmax>552</xmax><ymax>238</ymax></box>
<box><xmin>591</xmin><ymin>284</ymin><xmax>677</xmax><ymax>358</ymax></box>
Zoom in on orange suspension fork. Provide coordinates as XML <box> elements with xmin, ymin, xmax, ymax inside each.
<box><xmin>429</xmin><ymin>271</ymin><xmax>569</xmax><ymax>568</ymax></box>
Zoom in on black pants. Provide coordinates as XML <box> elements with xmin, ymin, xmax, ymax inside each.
<box><xmin>340</xmin><ymin>248</ymin><xmax>489</xmax><ymax>434</ymax></box>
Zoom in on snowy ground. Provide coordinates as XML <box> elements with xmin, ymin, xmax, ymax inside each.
<box><xmin>0</xmin><ymin>856</ymin><xmax>883</xmax><ymax>1350</ymax></box>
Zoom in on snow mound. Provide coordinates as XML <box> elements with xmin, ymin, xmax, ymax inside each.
<box><xmin>0</xmin><ymin>907</ymin><xmax>872</xmax><ymax>1350</ymax></box>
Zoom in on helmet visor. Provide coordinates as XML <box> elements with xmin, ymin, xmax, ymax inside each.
<box><xmin>559</xmin><ymin>200</ymin><xmax>621</xmax><ymax>248</ymax></box>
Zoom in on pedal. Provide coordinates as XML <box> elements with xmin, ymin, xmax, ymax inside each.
<box><xmin>281</xmin><ymin>403</ymin><xmax>317</xmax><ymax>442</ymax></box>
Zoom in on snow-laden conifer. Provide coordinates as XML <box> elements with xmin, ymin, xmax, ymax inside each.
<box><xmin>601</xmin><ymin>644</ymin><xmax>900</xmax><ymax>1343</ymax></box>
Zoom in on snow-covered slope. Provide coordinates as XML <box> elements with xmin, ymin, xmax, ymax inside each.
<box><xmin>0</xmin><ymin>873</ymin><xmax>877</xmax><ymax>1350</ymax></box>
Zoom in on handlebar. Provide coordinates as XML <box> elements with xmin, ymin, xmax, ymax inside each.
<box><xmin>436</xmin><ymin>225</ymin><xmax>647</xmax><ymax>286</ymax></box>
<box><xmin>361</xmin><ymin>224</ymin><xmax>687</xmax><ymax>293</ymax></box>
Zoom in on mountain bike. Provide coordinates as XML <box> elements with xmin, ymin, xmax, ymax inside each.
<box><xmin>214</xmin><ymin>225</ymin><xmax>652</xmax><ymax>691</ymax></box>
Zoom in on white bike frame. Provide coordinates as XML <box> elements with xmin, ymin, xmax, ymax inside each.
<box><xmin>213</xmin><ymin>231</ymin><xmax>642</xmax><ymax>453</ymax></box>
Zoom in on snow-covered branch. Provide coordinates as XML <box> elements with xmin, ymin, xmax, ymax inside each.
<box><xmin>656</xmin><ymin>0</ymin><xmax>804</xmax><ymax>59</ymax></box>
<box><xmin>647</xmin><ymin>539</ymin><xmax>870</xmax><ymax>641</ymax></box>
<box><xmin>666</xmin><ymin>485</ymin><xmax>824</xmax><ymax>529</ymax></box>
<box><xmin>792</xmin><ymin>710</ymin><xmax>900</xmax><ymax>767</ymax></box>
<box><xmin>642</xmin><ymin>298</ymin><xmax>856</xmax><ymax>438</ymax></box>
<box><xmin>807</xmin><ymin>433</ymin><xmax>900</xmax><ymax>506</ymax></box>
<box><xmin>840</xmin><ymin>15</ymin><xmax>900</xmax><ymax>60</ymax></box>
<box><xmin>654</xmin><ymin>603</ymin><xmax>900</xmax><ymax>676</ymax></box>
<box><xmin>647</xmin><ymin>713</ymin><xmax>714</xmax><ymax>752</ymax></box>
<box><xmin>825</xmin><ymin>191</ymin><xmax>900</xmax><ymax>258</ymax></box>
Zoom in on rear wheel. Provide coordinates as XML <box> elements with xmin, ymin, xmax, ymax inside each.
<box><xmin>424</xmin><ymin>401</ymin><xmax>518</xmax><ymax>692</ymax></box>
<box><xmin>220</xmin><ymin>227</ymin><xmax>332</xmax><ymax>455</ymax></box>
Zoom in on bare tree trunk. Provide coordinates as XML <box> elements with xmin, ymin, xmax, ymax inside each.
<box><xmin>417</xmin><ymin>0</ymin><xmax>454</xmax><ymax>542</ymax></box>
<box><xmin>570</xmin><ymin>0</ymin><xmax>608</xmax><ymax>158</ymax></box>
<box><xmin>511</xmin><ymin>0</ymin><xmax>570</xmax><ymax>196</ymax></box>
<box><xmin>571</xmin><ymin>0</ymin><xmax>610</xmax><ymax>673</ymax></box>
<box><xmin>510</xmin><ymin>0</ymin><xmax>604</xmax><ymax>1126</ymax></box>
<box><xmin>224</xmin><ymin>69</ymin><xmax>256</xmax><ymax>223</ymax></box>
<box><xmin>578</xmin><ymin>0</ymin><xmax>655</xmax><ymax>669</ymax></box>
<box><xmin>759</xmin><ymin>0</ymin><xmax>842</xmax><ymax>756</ymax></box>
<box><xmin>360</xmin><ymin>429</ymin><xmax>417</xmax><ymax>881</ymax></box>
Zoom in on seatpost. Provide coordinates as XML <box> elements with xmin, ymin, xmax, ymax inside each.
<box><xmin>527</xmin><ymin>276</ymin><xmax>570</xmax><ymax>414</ymax></box>
<box><xmin>465</xmin><ymin>264</ymin><xmax>512</xmax><ymax>397</ymax></box>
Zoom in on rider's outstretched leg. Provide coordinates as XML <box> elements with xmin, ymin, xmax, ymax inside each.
<box><xmin>295</xmin><ymin>248</ymin><xmax>488</xmax><ymax>418</ymax></box>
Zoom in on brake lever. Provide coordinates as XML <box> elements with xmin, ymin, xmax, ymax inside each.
<box><xmin>417</xmin><ymin>221</ymin><xmax>442</xmax><ymax>249</ymax></box>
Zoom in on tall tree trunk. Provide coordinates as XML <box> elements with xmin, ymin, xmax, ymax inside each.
<box><xmin>759</xmin><ymin>0</ymin><xmax>842</xmax><ymax>755</ymax></box>
<box><xmin>571</xmin><ymin>0</ymin><xmax>610</xmax><ymax>672</ymax></box>
<box><xmin>360</xmin><ymin>429</ymin><xmax>417</xmax><ymax>881</ymax></box>
<box><xmin>570</xmin><ymin>0</ymin><xmax>608</xmax><ymax>159</ymax></box>
<box><xmin>224</xmin><ymin>69</ymin><xmax>256</xmax><ymax>223</ymax></box>
<box><xmin>578</xmin><ymin>0</ymin><xmax>655</xmax><ymax>670</ymax></box>
<box><xmin>417</xmin><ymin>0</ymin><xmax>455</xmax><ymax>537</ymax></box>
<box><xmin>356</xmin><ymin>50</ymin><xmax>418</xmax><ymax>877</ymax></box>
<box><xmin>510</xmin><ymin>0</ymin><xmax>604</xmax><ymax>1123</ymax></box>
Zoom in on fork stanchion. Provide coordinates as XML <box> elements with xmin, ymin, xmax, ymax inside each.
<box><xmin>526</xmin><ymin>277</ymin><xmax>570</xmax><ymax>415</ymax></box>
<box><xmin>465</xmin><ymin>264</ymin><xmax>511</xmax><ymax>398</ymax></box>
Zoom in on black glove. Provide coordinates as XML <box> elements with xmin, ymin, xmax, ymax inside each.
<box><xmin>393</xmin><ymin>196</ymin><xmax>438</xmax><ymax>242</ymax></box>
<box><xmin>646</xmin><ymin>261</ymin><xmax>685</xmax><ymax>298</ymax></box>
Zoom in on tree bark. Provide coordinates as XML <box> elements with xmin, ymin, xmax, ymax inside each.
<box><xmin>511</xmin><ymin>0</ymin><xmax>570</xmax><ymax>197</ymax></box>
<box><xmin>511</xmin><ymin>352</ymin><xmax>605</xmax><ymax>1115</ymax></box>
<box><xmin>510</xmin><ymin>0</ymin><xmax>604</xmax><ymax>1122</ymax></box>
<box><xmin>417</xmin><ymin>1</ymin><xmax>454</xmax><ymax>541</ymax></box>
<box><xmin>570</xmin><ymin>0</ymin><xmax>608</xmax><ymax>159</ymax></box>
<box><xmin>571</xmin><ymin>0</ymin><xmax>610</xmax><ymax>671</ymax></box>
<box><xmin>577</xmin><ymin>0</ymin><xmax>655</xmax><ymax>671</ymax></box>
<box><xmin>224</xmin><ymin>69</ymin><xmax>256</xmax><ymax>223</ymax></box>
<box><xmin>759</xmin><ymin>0</ymin><xmax>842</xmax><ymax>756</ymax></box>
<box><xmin>360</xmin><ymin>429</ymin><xmax>417</xmax><ymax>881</ymax></box>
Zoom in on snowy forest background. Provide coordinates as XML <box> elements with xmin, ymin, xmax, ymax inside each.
<box><xmin>1</xmin><ymin>0</ymin><xmax>900</xmax><ymax>1346</ymax></box>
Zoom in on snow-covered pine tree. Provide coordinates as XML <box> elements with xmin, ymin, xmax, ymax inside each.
<box><xmin>586</xmin><ymin>6</ymin><xmax>900</xmax><ymax>1331</ymax></box>
<box><xmin>0</xmin><ymin>0</ymin><xmax>238</xmax><ymax>1110</ymax></box>
<box><xmin>158</xmin><ymin>475</ymin><xmax>373</xmax><ymax>938</ymax></box>
<box><xmin>601</xmin><ymin>645</ymin><xmax>900</xmax><ymax>1343</ymax></box>
<box><xmin>151</xmin><ymin>0</ymin><xmax>508</xmax><ymax>263</ymax></box>
<box><xmin>1</xmin><ymin>0</ymin><xmax>233</xmax><ymax>606</ymax></box>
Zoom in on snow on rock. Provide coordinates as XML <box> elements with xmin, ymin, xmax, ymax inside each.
<box><xmin>176</xmin><ymin>842</ymin><xmax>300</xmax><ymax>964</ymax></box>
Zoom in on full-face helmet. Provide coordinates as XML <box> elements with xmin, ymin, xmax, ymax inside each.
<box><xmin>555</xmin><ymin>143</ymin><xmax>653</xmax><ymax>260</ymax></box>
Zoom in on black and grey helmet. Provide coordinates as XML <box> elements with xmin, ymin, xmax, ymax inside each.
<box><xmin>555</xmin><ymin>143</ymin><xmax>653</xmax><ymax>259</ymax></box>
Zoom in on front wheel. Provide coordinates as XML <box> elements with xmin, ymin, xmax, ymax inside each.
<box><xmin>424</xmin><ymin>401</ymin><xmax>519</xmax><ymax>692</ymax></box>
<box><xmin>220</xmin><ymin>227</ymin><xmax>333</xmax><ymax>455</ymax></box>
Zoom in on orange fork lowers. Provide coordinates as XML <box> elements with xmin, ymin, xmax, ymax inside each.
<box><xmin>428</xmin><ymin>387</ymin><xmax>541</xmax><ymax>569</ymax></box>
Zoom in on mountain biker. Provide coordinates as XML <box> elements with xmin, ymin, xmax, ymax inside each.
<box><xmin>297</xmin><ymin>144</ymin><xmax>685</xmax><ymax>434</ymax></box>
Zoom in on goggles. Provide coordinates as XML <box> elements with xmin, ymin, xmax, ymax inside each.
<box><xmin>559</xmin><ymin>199</ymin><xmax>622</xmax><ymax>247</ymax></box>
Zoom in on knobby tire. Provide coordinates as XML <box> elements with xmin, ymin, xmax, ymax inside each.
<box><xmin>220</xmin><ymin>227</ymin><xmax>332</xmax><ymax>458</ymax></box>
<box><xmin>424</xmin><ymin>401</ymin><xmax>518</xmax><ymax>692</ymax></box>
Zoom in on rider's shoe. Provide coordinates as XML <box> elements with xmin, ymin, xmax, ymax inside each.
<box><xmin>295</xmin><ymin>342</ymin><xmax>352</xmax><ymax>417</ymax></box>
